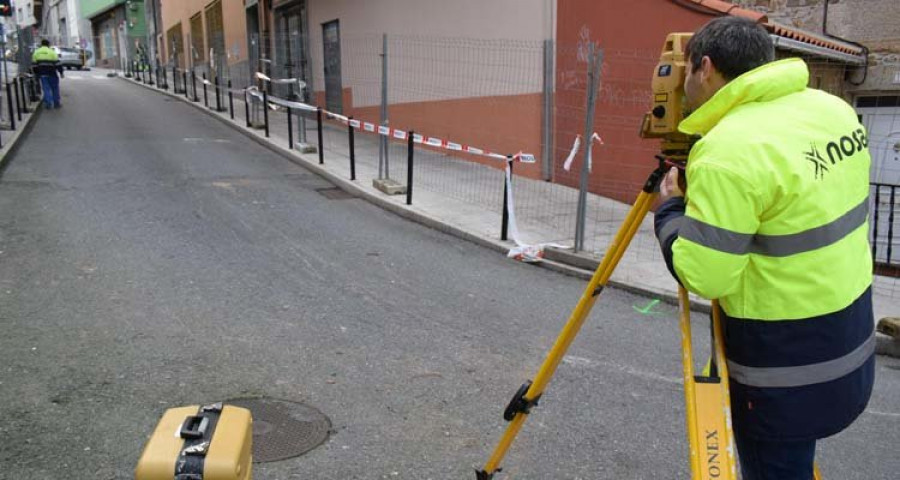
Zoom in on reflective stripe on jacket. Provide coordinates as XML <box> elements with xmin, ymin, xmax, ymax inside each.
<box><xmin>657</xmin><ymin>58</ymin><xmax>874</xmax><ymax>441</ymax></box>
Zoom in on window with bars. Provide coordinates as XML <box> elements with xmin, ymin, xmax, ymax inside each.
<box><xmin>166</xmin><ymin>22</ymin><xmax>184</xmax><ymax>68</ymax></box>
<box><xmin>190</xmin><ymin>13</ymin><xmax>205</xmax><ymax>64</ymax></box>
<box><xmin>205</xmin><ymin>0</ymin><xmax>225</xmax><ymax>73</ymax></box>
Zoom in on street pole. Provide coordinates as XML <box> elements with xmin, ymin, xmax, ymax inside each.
<box><xmin>378</xmin><ymin>33</ymin><xmax>389</xmax><ymax>179</ymax></box>
<box><xmin>574</xmin><ymin>45</ymin><xmax>603</xmax><ymax>253</ymax></box>
<box><xmin>0</xmin><ymin>32</ymin><xmax>6</xmax><ymax>126</ymax></box>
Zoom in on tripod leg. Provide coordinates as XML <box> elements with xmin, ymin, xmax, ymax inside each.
<box><xmin>478</xmin><ymin>185</ymin><xmax>661</xmax><ymax>478</ymax></box>
<box><xmin>678</xmin><ymin>287</ymin><xmax>703</xmax><ymax>476</ymax></box>
<box><xmin>680</xmin><ymin>292</ymin><xmax>739</xmax><ymax>480</ymax></box>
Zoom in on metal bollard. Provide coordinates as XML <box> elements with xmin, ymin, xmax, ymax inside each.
<box><xmin>214</xmin><ymin>76</ymin><xmax>222</xmax><ymax>111</ymax></box>
<box><xmin>202</xmin><ymin>73</ymin><xmax>209</xmax><ymax>108</ymax></box>
<box><xmin>349</xmin><ymin>116</ymin><xmax>356</xmax><ymax>181</ymax></box>
<box><xmin>149</xmin><ymin>65</ymin><xmax>155</xmax><ymax>85</ymax></box>
<box><xmin>7</xmin><ymin>82</ymin><xmax>16</xmax><ymax>131</ymax></box>
<box><xmin>263</xmin><ymin>91</ymin><xmax>269</xmax><ymax>138</ymax></box>
<box><xmin>19</xmin><ymin>78</ymin><xmax>28</xmax><ymax>113</ymax></box>
<box><xmin>317</xmin><ymin>108</ymin><xmax>324</xmax><ymax>164</ymax></box>
<box><xmin>30</xmin><ymin>77</ymin><xmax>37</xmax><ymax>108</ymax></box>
<box><xmin>501</xmin><ymin>156</ymin><xmax>513</xmax><ymax>241</ymax></box>
<box><xmin>183</xmin><ymin>71</ymin><xmax>189</xmax><ymax>99</ymax></box>
<box><xmin>407</xmin><ymin>131</ymin><xmax>415</xmax><ymax>205</ymax></box>
<box><xmin>191</xmin><ymin>72</ymin><xmax>198</xmax><ymax>102</ymax></box>
<box><xmin>28</xmin><ymin>77</ymin><xmax>39</xmax><ymax>103</ymax></box>
<box><xmin>245</xmin><ymin>91</ymin><xmax>251</xmax><ymax>128</ymax></box>
<box><xmin>287</xmin><ymin>107</ymin><xmax>293</xmax><ymax>149</ymax></box>
<box><xmin>13</xmin><ymin>79</ymin><xmax>21</xmax><ymax>122</ymax></box>
<box><xmin>228</xmin><ymin>80</ymin><xmax>234</xmax><ymax>120</ymax></box>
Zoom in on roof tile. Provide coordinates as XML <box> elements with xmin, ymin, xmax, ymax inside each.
<box><xmin>679</xmin><ymin>0</ymin><xmax>863</xmax><ymax>58</ymax></box>
<box><xmin>683</xmin><ymin>0</ymin><xmax>768</xmax><ymax>22</ymax></box>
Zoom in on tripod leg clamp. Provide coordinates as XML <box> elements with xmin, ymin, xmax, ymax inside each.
<box><xmin>503</xmin><ymin>380</ymin><xmax>541</xmax><ymax>421</ymax></box>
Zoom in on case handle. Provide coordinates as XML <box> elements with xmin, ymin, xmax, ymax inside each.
<box><xmin>179</xmin><ymin>415</ymin><xmax>210</xmax><ymax>439</ymax></box>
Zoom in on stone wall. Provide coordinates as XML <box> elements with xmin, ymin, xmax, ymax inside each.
<box><xmin>732</xmin><ymin>0</ymin><xmax>900</xmax><ymax>93</ymax></box>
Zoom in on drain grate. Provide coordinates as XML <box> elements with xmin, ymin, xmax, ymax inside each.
<box><xmin>316</xmin><ymin>187</ymin><xmax>356</xmax><ymax>200</ymax></box>
<box><xmin>225</xmin><ymin>397</ymin><xmax>331</xmax><ymax>463</ymax></box>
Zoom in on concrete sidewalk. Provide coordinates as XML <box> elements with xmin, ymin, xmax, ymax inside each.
<box><xmin>130</xmin><ymin>69</ymin><xmax>900</xmax><ymax>356</ymax></box>
<box><xmin>0</xmin><ymin>77</ymin><xmax>42</xmax><ymax>171</ymax></box>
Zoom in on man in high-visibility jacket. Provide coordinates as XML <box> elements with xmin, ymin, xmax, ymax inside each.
<box><xmin>32</xmin><ymin>39</ymin><xmax>64</xmax><ymax>109</ymax></box>
<box><xmin>654</xmin><ymin>17</ymin><xmax>874</xmax><ymax>480</ymax></box>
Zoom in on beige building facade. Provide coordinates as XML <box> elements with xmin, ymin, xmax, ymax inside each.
<box><xmin>241</xmin><ymin>0</ymin><xmax>555</xmax><ymax>180</ymax></box>
<box><xmin>158</xmin><ymin>0</ymin><xmax>248</xmax><ymax>76</ymax></box>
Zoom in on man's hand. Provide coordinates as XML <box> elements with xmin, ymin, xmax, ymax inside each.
<box><xmin>660</xmin><ymin>167</ymin><xmax>684</xmax><ymax>201</ymax></box>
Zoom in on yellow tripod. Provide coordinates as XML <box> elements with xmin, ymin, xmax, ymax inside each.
<box><xmin>476</xmin><ymin>164</ymin><xmax>676</xmax><ymax>478</ymax></box>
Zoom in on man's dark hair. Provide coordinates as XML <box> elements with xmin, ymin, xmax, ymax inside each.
<box><xmin>40</xmin><ymin>39</ymin><xmax>50</xmax><ymax>47</ymax></box>
<box><xmin>685</xmin><ymin>16</ymin><xmax>775</xmax><ymax>80</ymax></box>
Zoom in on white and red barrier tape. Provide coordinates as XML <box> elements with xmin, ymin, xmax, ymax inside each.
<box><xmin>197</xmin><ymin>73</ymin><xmax>548</xmax><ymax>257</ymax></box>
<box><xmin>243</xmin><ymin>87</ymin><xmax>536</xmax><ymax>165</ymax></box>
<box><xmin>563</xmin><ymin>132</ymin><xmax>604</xmax><ymax>173</ymax></box>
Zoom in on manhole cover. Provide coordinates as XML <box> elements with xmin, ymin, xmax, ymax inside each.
<box><xmin>226</xmin><ymin>397</ymin><xmax>331</xmax><ymax>463</ymax></box>
<box><xmin>316</xmin><ymin>187</ymin><xmax>356</xmax><ymax>200</ymax></box>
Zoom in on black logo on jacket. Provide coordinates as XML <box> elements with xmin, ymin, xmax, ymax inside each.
<box><xmin>806</xmin><ymin>128</ymin><xmax>868</xmax><ymax>180</ymax></box>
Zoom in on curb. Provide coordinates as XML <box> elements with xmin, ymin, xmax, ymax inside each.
<box><xmin>0</xmin><ymin>104</ymin><xmax>42</xmax><ymax>178</ymax></box>
<box><xmin>119</xmin><ymin>76</ymin><xmax>898</xmax><ymax>359</ymax></box>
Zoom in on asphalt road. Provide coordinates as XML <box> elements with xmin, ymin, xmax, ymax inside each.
<box><xmin>0</xmin><ymin>70</ymin><xmax>898</xmax><ymax>479</ymax></box>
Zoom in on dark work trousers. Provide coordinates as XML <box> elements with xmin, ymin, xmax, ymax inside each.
<box><xmin>39</xmin><ymin>76</ymin><xmax>61</xmax><ymax>108</ymax></box>
<box><xmin>734</xmin><ymin>431</ymin><xmax>816</xmax><ymax>480</ymax></box>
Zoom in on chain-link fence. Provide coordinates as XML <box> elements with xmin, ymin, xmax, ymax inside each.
<box><xmin>132</xmin><ymin>32</ymin><xmax>900</xmax><ymax>297</ymax></box>
<box><xmin>302</xmin><ymin>36</ymin><xmax>662</xmax><ymax>277</ymax></box>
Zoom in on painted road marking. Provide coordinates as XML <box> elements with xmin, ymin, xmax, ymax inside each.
<box><xmin>633</xmin><ymin>299</ymin><xmax>661</xmax><ymax>315</ymax></box>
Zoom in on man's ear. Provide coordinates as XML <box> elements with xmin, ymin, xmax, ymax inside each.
<box><xmin>699</xmin><ymin>56</ymin><xmax>714</xmax><ymax>83</ymax></box>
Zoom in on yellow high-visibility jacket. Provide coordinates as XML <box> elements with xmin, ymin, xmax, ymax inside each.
<box><xmin>655</xmin><ymin>58</ymin><xmax>874</xmax><ymax>441</ymax></box>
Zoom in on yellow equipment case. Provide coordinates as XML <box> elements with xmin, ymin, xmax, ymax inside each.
<box><xmin>135</xmin><ymin>402</ymin><xmax>253</xmax><ymax>480</ymax></box>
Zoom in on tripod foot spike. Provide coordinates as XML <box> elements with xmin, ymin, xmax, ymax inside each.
<box><xmin>476</xmin><ymin>469</ymin><xmax>498</xmax><ymax>479</ymax></box>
